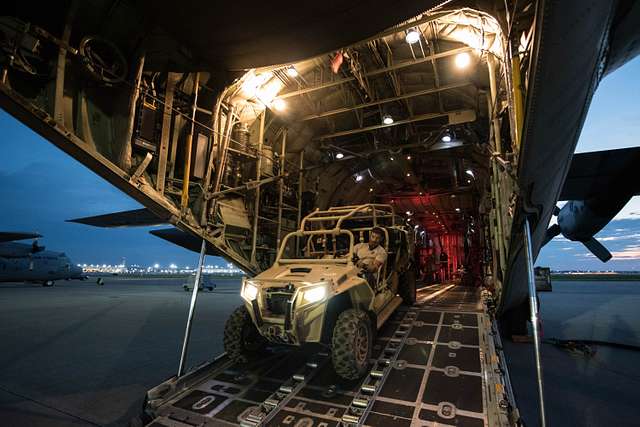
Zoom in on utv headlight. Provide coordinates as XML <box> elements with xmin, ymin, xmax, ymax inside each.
<box><xmin>301</xmin><ymin>284</ymin><xmax>328</xmax><ymax>304</ymax></box>
<box><xmin>242</xmin><ymin>281</ymin><xmax>259</xmax><ymax>301</ymax></box>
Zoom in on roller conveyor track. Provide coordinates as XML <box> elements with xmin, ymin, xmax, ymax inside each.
<box><xmin>146</xmin><ymin>285</ymin><xmax>518</xmax><ymax>427</ymax></box>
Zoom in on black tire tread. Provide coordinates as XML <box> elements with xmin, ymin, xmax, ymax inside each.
<box><xmin>399</xmin><ymin>268</ymin><xmax>417</xmax><ymax>305</ymax></box>
<box><xmin>331</xmin><ymin>309</ymin><xmax>371</xmax><ymax>380</ymax></box>
<box><xmin>223</xmin><ymin>305</ymin><xmax>263</xmax><ymax>363</ymax></box>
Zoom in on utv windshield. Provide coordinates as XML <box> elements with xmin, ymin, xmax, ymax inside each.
<box><xmin>277</xmin><ymin>231</ymin><xmax>354</xmax><ymax>263</ymax></box>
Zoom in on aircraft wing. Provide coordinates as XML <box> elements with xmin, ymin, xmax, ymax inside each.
<box><xmin>67</xmin><ymin>209</ymin><xmax>169</xmax><ymax>228</ymax></box>
<box><xmin>0</xmin><ymin>231</ymin><xmax>42</xmax><ymax>243</ymax></box>
<box><xmin>559</xmin><ymin>147</ymin><xmax>640</xmax><ymax>201</ymax></box>
<box><xmin>149</xmin><ymin>228</ymin><xmax>224</xmax><ymax>257</ymax></box>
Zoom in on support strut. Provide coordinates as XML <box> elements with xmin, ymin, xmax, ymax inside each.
<box><xmin>523</xmin><ymin>217</ymin><xmax>547</xmax><ymax>427</ymax></box>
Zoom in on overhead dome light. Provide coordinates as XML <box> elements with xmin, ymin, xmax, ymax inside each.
<box><xmin>273</xmin><ymin>98</ymin><xmax>286</xmax><ymax>111</ymax></box>
<box><xmin>336</xmin><ymin>152</ymin><xmax>344</xmax><ymax>159</ymax></box>
<box><xmin>382</xmin><ymin>114</ymin><xmax>394</xmax><ymax>125</ymax></box>
<box><xmin>286</xmin><ymin>66</ymin><xmax>298</xmax><ymax>77</ymax></box>
<box><xmin>405</xmin><ymin>29</ymin><xmax>420</xmax><ymax>44</ymax></box>
<box><xmin>455</xmin><ymin>52</ymin><xmax>471</xmax><ymax>69</ymax></box>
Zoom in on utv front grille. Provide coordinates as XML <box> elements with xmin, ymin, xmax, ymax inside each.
<box><xmin>265</xmin><ymin>287</ymin><xmax>294</xmax><ymax>315</ymax></box>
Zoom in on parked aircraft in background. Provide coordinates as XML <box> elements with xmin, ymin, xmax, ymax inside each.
<box><xmin>0</xmin><ymin>231</ymin><xmax>85</xmax><ymax>286</ymax></box>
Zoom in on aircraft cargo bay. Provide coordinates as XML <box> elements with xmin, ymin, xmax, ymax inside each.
<box><xmin>1</xmin><ymin>1</ymin><xmax>640</xmax><ymax>426</ymax></box>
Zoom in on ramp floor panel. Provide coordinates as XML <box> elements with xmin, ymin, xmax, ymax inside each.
<box><xmin>147</xmin><ymin>286</ymin><xmax>515</xmax><ymax>426</ymax></box>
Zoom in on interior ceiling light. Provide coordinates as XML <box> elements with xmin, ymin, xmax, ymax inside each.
<box><xmin>382</xmin><ymin>114</ymin><xmax>394</xmax><ymax>125</ymax></box>
<box><xmin>355</xmin><ymin>174</ymin><xmax>364</xmax><ymax>182</ymax></box>
<box><xmin>286</xmin><ymin>66</ymin><xmax>298</xmax><ymax>77</ymax></box>
<box><xmin>455</xmin><ymin>52</ymin><xmax>471</xmax><ymax>69</ymax></box>
<box><xmin>273</xmin><ymin>98</ymin><xmax>286</xmax><ymax>111</ymax></box>
<box><xmin>405</xmin><ymin>29</ymin><xmax>420</xmax><ymax>44</ymax></box>
<box><xmin>336</xmin><ymin>152</ymin><xmax>344</xmax><ymax>159</ymax></box>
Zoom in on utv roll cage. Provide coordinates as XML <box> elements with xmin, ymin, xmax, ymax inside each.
<box><xmin>275</xmin><ymin>204</ymin><xmax>406</xmax><ymax>266</ymax></box>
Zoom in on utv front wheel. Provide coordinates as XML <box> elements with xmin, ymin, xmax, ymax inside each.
<box><xmin>331</xmin><ymin>309</ymin><xmax>372</xmax><ymax>380</ymax></box>
<box><xmin>224</xmin><ymin>306</ymin><xmax>266</xmax><ymax>363</ymax></box>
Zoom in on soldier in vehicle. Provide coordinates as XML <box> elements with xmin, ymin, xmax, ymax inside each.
<box><xmin>353</xmin><ymin>227</ymin><xmax>387</xmax><ymax>288</ymax></box>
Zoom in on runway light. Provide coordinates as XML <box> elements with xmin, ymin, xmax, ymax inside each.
<box><xmin>455</xmin><ymin>52</ymin><xmax>471</xmax><ymax>69</ymax></box>
<box><xmin>405</xmin><ymin>29</ymin><xmax>420</xmax><ymax>44</ymax></box>
<box><xmin>336</xmin><ymin>152</ymin><xmax>344</xmax><ymax>159</ymax></box>
<box><xmin>382</xmin><ymin>114</ymin><xmax>394</xmax><ymax>125</ymax></box>
<box><xmin>286</xmin><ymin>66</ymin><xmax>298</xmax><ymax>77</ymax></box>
<box><xmin>273</xmin><ymin>98</ymin><xmax>286</xmax><ymax>111</ymax></box>
<box><xmin>355</xmin><ymin>174</ymin><xmax>364</xmax><ymax>182</ymax></box>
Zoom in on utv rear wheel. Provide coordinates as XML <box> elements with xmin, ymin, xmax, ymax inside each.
<box><xmin>331</xmin><ymin>309</ymin><xmax>372</xmax><ymax>380</ymax></box>
<box><xmin>399</xmin><ymin>268</ymin><xmax>417</xmax><ymax>305</ymax></box>
<box><xmin>224</xmin><ymin>306</ymin><xmax>266</xmax><ymax>363</ymax></box>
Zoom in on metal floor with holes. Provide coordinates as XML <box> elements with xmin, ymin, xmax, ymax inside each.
<box><xmin>145</xmin><ymin>285</ymin><xmax>518</xmax><ymax>426</ymax></box>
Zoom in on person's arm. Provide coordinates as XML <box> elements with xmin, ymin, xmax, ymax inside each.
<box><xmin>366</xmin><ymin>248</ymin><xmax>387</xmax><ymax>272</ymax></box>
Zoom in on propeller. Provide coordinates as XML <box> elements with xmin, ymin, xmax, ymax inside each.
<box><xmin>543</xmin><ymin>202</ymin><xmax>612</xmax><ymax>262</ymax></box>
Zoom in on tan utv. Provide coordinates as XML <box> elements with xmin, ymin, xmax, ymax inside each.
<box><xmin>223</xmin><ymin>204</ymin><xmax>416</xmax><ymax>380</ymax></box>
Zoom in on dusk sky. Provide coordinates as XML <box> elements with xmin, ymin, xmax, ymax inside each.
<box><xmin>1</xmin><ymin>58</ymin><xmax>638</xmax><ymax>271</ymax></box>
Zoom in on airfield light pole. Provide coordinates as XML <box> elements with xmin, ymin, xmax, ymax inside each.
<box><xmin>523</xmin><ymin>217</ymin><xmax>547</xmax><ymax>427</ymax></box>
<box><xmin>177</xmin><ymin>238</ymin><xmax>207</xmax><ymax>377</ymax></box>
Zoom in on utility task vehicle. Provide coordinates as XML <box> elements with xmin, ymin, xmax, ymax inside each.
<box><xmin>224</xmin><ymin>204</ymin><xmax>416</xmax><ymax>379</ymax></box>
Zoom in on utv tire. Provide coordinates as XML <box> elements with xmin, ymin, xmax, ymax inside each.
<box><xmin>224</xmin><ymin>306</ymin><xmax>266</xmax><ymax>363</ymax></box>
<box><xmin>331</xmin><ymin>309</ymin><xmax>372</xmax><ymax>380</ymax></box>
<box><xmin>399</xmin><ymin>268</ymin><xmax>417</xmax><ymax>305</ymax></box>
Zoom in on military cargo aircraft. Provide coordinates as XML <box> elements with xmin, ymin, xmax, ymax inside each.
<box><xmin>0</xmin><ymin>231</ymin><xmax>85</xmax><ymax>286</ymax></box>
<box><xmin>1</xmin><ymin>1</ymin><xmax>639</xmax><ymax>425</ymax></box>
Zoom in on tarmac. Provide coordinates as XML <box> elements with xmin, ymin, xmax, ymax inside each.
<box><xmin>0</xmin><ymin>277</ymin><xmax>638</xmax><ymax>426</ymax></box>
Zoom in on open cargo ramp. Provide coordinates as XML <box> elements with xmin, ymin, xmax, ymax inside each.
<box><xmin>143</xmin><ymin>285</ymin><xmax>518</xmax><ymax>426</ymax></box>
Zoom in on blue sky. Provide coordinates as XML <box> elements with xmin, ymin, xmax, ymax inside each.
<box><xmin>0</xmin><ymin>58</ymin><xmax>638</xmax><ymax>270</ymax></box>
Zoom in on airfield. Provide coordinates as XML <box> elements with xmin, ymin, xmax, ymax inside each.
<box><xmin>0</xmin><ymin>277</ymin><xmax>638</xmax><ymax>426</ymax></box>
